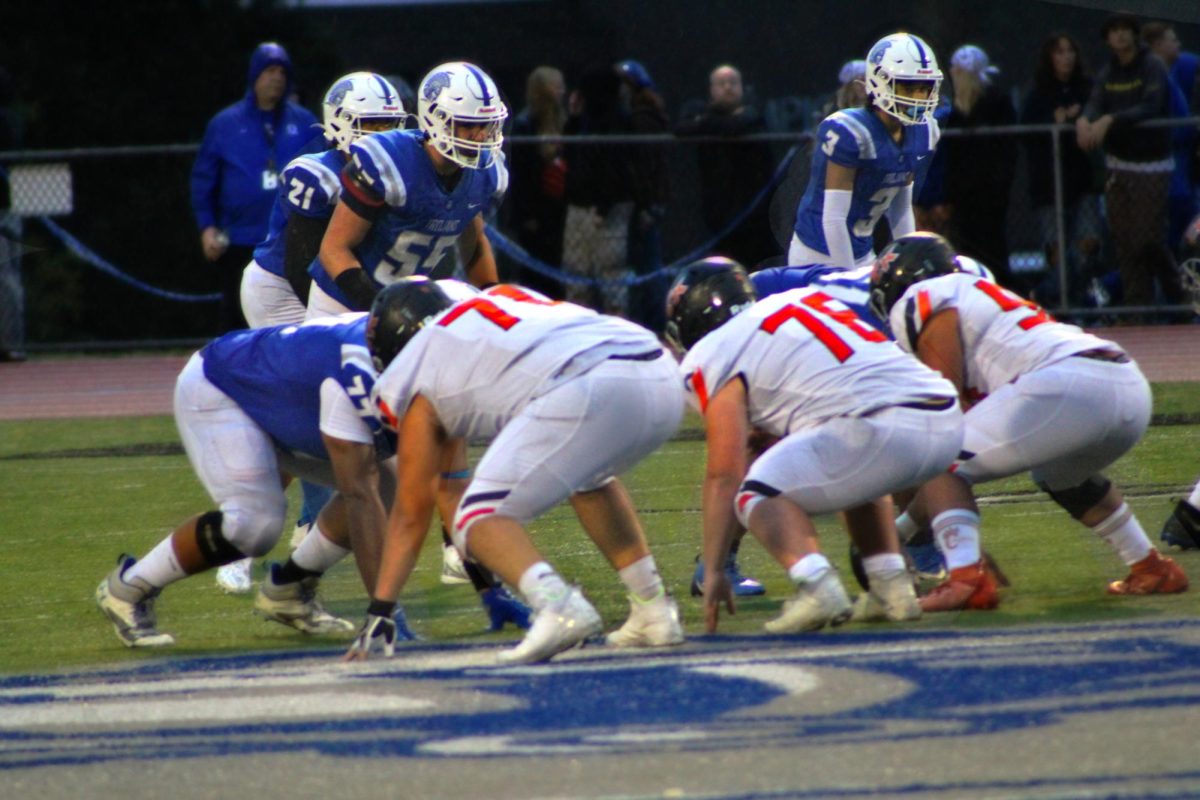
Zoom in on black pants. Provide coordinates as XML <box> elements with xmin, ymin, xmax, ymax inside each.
<box><xmin>215</xmin><ymin>244</ymin><xmax>253</xmax><ymax>334</ymax></box>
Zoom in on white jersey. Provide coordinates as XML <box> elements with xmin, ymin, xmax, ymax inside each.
<box><xmin>373</xmin><ymin>286</ymin><xmax>662</xmax><ymax>440</ymax></box>
<box><xmin>679</xmin><ymin>287</ymin><xmax>957</xmax><ymax>437</ymax></box>
<box><xmin>888</xmin><ymin>273</ymin><xmax>1123</xmax><ymax>396</ymax></box>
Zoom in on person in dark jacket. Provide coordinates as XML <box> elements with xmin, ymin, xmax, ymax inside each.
<box><xmin>190</xmin><ymin>42</ymin><xmax>320</xmax><ymax>333</ymax></box>
<box><xmin>1021</xmin><ymin>33</ymin><xmax>1103</xmax><ymax>306</ymax></box>
<box><xmin>1077</xmin><ymin>14</ymin><xmax>1183</xmax><ymax>314</ymax></box>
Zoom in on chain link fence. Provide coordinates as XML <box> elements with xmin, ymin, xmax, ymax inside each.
<box><xmin>1</xmin><ymin>117</ymin><xmax>1197</xmax><ymax>349</ymax></box>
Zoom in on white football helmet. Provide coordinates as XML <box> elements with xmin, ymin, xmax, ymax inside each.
<box><xmin>864</xmin><ymin>33</ymin><xmax>943</xmax><ymax>126</ymax></box>
<box><xmin>417</xmin><ymin>62</ymin><xmax>508</xmax><ymax>169</ymax></box>
<box><xmin>322</xmin><ymin>72</ymin><xmax>406</xmax><ymax>154</ymax></box>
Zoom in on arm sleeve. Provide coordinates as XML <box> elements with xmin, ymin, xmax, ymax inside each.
<box><xmin>821</xmin><ymin>188</ymin><xmax>856</xmax><ymax>267</ymax></box>
<box><xmin>283</xmin><ymin>213</ymin><xmax>327</xmax><ymax>304</ymax></box>
<box><xmin>887</xmin><ymin>182</ymin><xmax>915</xmax><ymax>237</ymax></box>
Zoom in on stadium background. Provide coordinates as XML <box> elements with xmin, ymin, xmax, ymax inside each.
<box><xmin>0</xmin><ymin>0</ymin><xmax>1197</xmax><ymax>344</ymax></box>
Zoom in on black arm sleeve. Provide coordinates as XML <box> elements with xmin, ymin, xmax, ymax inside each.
<box><xmin>283</xmin><ymin>214</ymin><xmax>328</xmax><ymax>305</ymax></box>
<box><xmin>334</xmin><ymin>267</ymin><xmax>380</xmax><ymax>312</ymax></box>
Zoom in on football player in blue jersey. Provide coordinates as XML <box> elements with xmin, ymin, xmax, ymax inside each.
<box><xmin>214</xmin><ymin>73</ymin><xmax>409</xmax><ymax>595</ymax></box>
<box><xmin>791</xmin><ymin>32</ymin><xmax>943</xmax><ymax>269</ymax></box>
<box><xmin>310</xmin><ymin>62</ymin><xmax>509</xmax><ymax>317</ymax></box>
<box><xmin>95</xmin><ymin>287</ymin><xmax>530</xmax><ymax>648</ymax></box>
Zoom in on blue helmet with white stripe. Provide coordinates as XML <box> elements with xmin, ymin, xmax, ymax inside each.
<box><xmin>417</xmin><ymin>62</ymin><xmax>508</xmax><ymax>169</ymax></box>
<box><xmin>865</xmin><ymin>33</ymin><xmax>942</xmax><ymax>125</ymax></box>
<box><xmin>322</xmin><ymin>72</ymin><xmax>406</xmax><ymax>154</ymax></box>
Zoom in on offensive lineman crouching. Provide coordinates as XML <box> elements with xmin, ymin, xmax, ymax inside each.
<box><xmin>347</xmin><ymin>279</ymin><xmax>685</xmax><ymax>664</ymax></box>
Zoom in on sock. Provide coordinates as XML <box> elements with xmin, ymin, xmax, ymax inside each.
<box><xmin>517</xmin><ymin>561</ymin><xmax>569</xmax><ymax>610</ymax></box>
<box><xmin>894</xmin><ymin>512</ymin><xmax>920</xmax><ymax>543</ymax></box>
<box><xmin>1188</xmin><ymin>484</ymin><xmax>1200</xmax><ymax>510</ymax></box>
<box><xmin>124</xmin><ymin>537</ymin><xmax>188</xmax><ymax>591</ymax></box>
<box><xmin>618</xmin><ymin>554</ymin><xmax>665</xmax><ymax>602</ymax></box>
<box><xmin>290</xmin><ymin>520</ymin><xmax>350</xmax><ymax>574</ymax></box>
<box><xmin>787</xmin><ymin>553</ymin><xmax>832</xmax><ymax>585</ymax></box>
<box><xmin>275</xmin><ymin>558</ymin><xmax>321</xmax><ymax>585</ymax></box>
<box><xmin>862</xmin><ymin>552</ymin><xmax>906</xmax><ymax>578</ymax></box>
<box><xmin>1092</xmin><ymin>503</ymin><xmax>1153</xmax><ymax>565</ymax></box>
<box><xmin>932</xmin><ymin>509</ymin><xmax>982</xmax><ymax>570</ymax></box>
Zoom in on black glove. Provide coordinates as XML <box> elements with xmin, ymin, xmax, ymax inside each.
<box><xmin>346</xmin><ymin>599</ymin><xmax>398</xmax><ymax>659</ymax></box>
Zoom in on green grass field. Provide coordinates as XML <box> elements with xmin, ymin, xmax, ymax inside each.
<box><xmin>2</xmin><ymin>383</ymin><xmax>1198</xmax><ymax>676</ymax></box>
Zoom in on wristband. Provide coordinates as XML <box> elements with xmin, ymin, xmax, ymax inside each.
<box><xmin>367</xmin><ymin>598</ymin><xmax>397</xmax><ymax>618</ymax></box>
<box><xmin>440</xmin><ymin>469</ymin><xmax>472</xmax><ymax>480</ymax></box>
<box><xmin>335</xmin><ymin>267</ymin><xmax>380</xmax><ymax>311</ymax></box>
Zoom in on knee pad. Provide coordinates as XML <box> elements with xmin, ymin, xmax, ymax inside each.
<box><xmin>195</xmin><ymin>511</ymin><xmax>248</xmax><ymax>566</ymax></box>
<box><xmin>1037</xmin><ymin>475</ymin><xmax>1111</xmax><ymax>520</ymax></box>
<box><xmin>734</xmin><ymin>479</ymin><xmax>781</xmax><ymax>529</ymax></box>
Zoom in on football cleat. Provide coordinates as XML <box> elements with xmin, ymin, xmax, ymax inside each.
<box><xmin>480</xmin><ymin>586</ymin><xmax>533</xmax><ymax>631</ymax></box>
<box><xmin>216</xmin><ymin>557</ymin><xmax>253</xmax><ymax>594</ymax></box>
<box><xmin>95</xmin><ymin>555</ymin><xmax>175</xmax><ymax>648</ymax></box>
<box><xmin>496</xmin><ymin>587</ymin><xmax>602</xmax><ymax>665</ymax></box>
<box><xmin>440</xmin><ymin>544</ymin><xmax>471</xmax><ymax>585</ymax></box>
<box><xmin>919</xmin><ymin>560</ymin><xmax>1000</xmax><ymax>612</ymax></box>
<box><xmin>852</xmin><ymin>568</ymin><xmax>922</xmax><ymax>622</ymax></box>
<box><xmin>1106</xmin><ymin>550</ymin><xmax>1189</xmax><ymax>596</ymax></box>
<box><xmin>1161</xmin><ymin>500</ymin><xmax>1200</xmax><ymax>550</ymax></box>
<box><xmin>606</xmin><ymin>592</ymin><xmax>685</xmax><ymax>648</ymax></box>
<box><xmin>255</xmin><ymin>563</ymin><xmax>355</xmax><ymax>635</ymax></box>
<box><xmin>764</xmin><ymin>569</ymin><xmax>853</xmax><ymax>633</ymax></box>
<box><xmin>690</xmin><ymin>553</ymin><xmax>766</xmax><ymax>597</ymax></box>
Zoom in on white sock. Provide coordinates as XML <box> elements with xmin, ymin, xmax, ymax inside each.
<box><xmin>518</xmin><ymin>561</ymin><xmax>569</xmax><ymax>610</ymax></box>
<box><xmin>618</xmin><ymin>554</ymin><xmax>665</xmax><ymax>602</ymax></box>
<box><xmin>932</xmin><ymin>509</ymin><xmax>982</xmax><ymax>570</ymax></box>
<box><xmin>290</xmin><ymin>520</ymin><xmax>351</xmax><ymax>574</ymax></box>
<box><xmin>1092</xmin><ymin>503</ymin><xmax>1152</xmax><ymax>565</ymax></box>
<box><xmin>862</xmin><ymin>553</ymin><xmax>906</xmax><ymax>577</ymax></box>
<box><xmin>1188</xmin><ymin>483</ymin><xmax>1200</xmax><ymax>509</ymax></box>
<box><xmin>894</xmin><ymin>512</ymin><xmax>920</xmax><ymax>543</ymax></box>
<box><xmin>124</xmin><ymin>537</ymin><xmax>188</xmax><ymax>590</ymax></box>
<box><xmin>787</xmin><ymin>553</ymin><xmax>832</xmax><ymax>585</ymax></box>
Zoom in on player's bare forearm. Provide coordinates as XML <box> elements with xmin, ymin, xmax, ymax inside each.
<box><xmin>319</xmin><ymin>203</ymin><xmax>373</xmax><ymax>280</ymax></box>
<box><xmin>324</xmin><ymin>435</ymin><xmax>386</xmax><ymax>592</ymax></box>
<box><xmin>462</xmin><ymin>216</ymin><xmax>499</xmax><ymax>287</ymax></box>
<box><xmin>915</xmin><ymin>310</ymin><xmax>966</xmax><ymax>397</ymax></box>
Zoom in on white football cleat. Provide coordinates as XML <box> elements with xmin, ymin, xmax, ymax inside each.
<box><xmin>95</xmin><ymin>555</ymin><xmax>175</xmax><ymax>648</ymax></box>
<box><xmin>496</xmin><ymin>587</ymin><xmax>602</xmax><ymax>665</ymax></box>
<box><xmin>851</xmin><ymin>568</ymin><xmax>922</xmax><ymax>622</ymax></box>
<box><xmin>216</xmin><ymin>558</ymin><xmax>253</xmax><ymax>594</ymax></box>
<box><xmin>765</xmin><ymin>569</ymin><xmax>853</xmax><ymax>633</ymax></box>
<box><xmin>255</xmin><ymin>564</ymin><xmax>355</xmax><ymax>635</ymax></box>
<box><xmin>440</xmin><ymin>544</ymin><xmax>470</xmax><ymax>585</ymax></box>
<box><xmin>606</xmin><ymin>592</ymin><xmax>685</xmax><ymax>648</ymax></box>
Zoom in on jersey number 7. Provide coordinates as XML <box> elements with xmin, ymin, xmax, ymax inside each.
<box><xmin>759</xmin><ymin>291</ymin><xmax>886</xmax><ymax>362</ymax></box>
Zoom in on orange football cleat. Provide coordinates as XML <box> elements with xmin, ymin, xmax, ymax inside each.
<box><xmin>1106</xmin><ymin>550</ymin><xmax>1189</xmax><ymax>595</ymax></box>
<box><xmin>919</xmin><ymin>560</ymin><xmax>1000</xmax><ymax>612</ymax></box>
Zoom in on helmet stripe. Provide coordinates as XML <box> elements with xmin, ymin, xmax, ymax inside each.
<box><xmin>464</xmin><ymin>64</ymin><xmax>492</xmax><ymax>104</ymax></box>
<box><xmin>910</xmin><ymin>36</ymin><xmax>931</xmax><ymax>69</ymax></box>
<box><xmin>371</xmin><ymin>73</ymin><xmax>394</xmax><ymax>104</ymax></box>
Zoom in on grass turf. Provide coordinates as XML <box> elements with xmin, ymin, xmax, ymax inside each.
<box><xmin>1</xmin><ymin>384</ymin><xmax>1198</xmax><ymax>675</ymax></box>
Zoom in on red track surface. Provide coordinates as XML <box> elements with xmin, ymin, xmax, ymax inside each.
<box><xmin>0</xmin><ymin>325</ymin><xmax>1197</xmax><ymax>421</ymax></box>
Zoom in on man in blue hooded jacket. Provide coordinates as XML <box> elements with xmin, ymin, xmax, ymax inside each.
<box><xmin>191</xmin><ymin>42</ymin><xmax>320</xmax><ymax>333</ymax></box>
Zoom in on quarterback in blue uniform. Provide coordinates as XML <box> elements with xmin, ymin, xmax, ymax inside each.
<box><xmin>311</xmin><ymin>62</ymin><xmax>509</xmax><ymax>315</ymax></box>
<box><xmin>791</xmin><ymin>33</ymin><xmax>943</xmax><ymax>268</ymax></box>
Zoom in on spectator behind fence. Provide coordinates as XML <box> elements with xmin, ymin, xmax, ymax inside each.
<box><xmin>561</xmin><ymin>64</ymin><xmax>637</xmax><ymax>315</ymax></box>
<box><xmin>1077</xmin><ymin>13</ymin><xmax>1183</xmax><ymax>317</ymax></box>
<box><xmin>190</xmin><ymin>42</ymin><xmax>320</xmax><ymax>334</ymax></box>
<box><xmin>1020</xmin><ymin>33</ymin><xmax>1104</xmax><ymax>306</ymax></box>
<box><xmin>508</xmin><ymin>66</ymin><xmax>568</xmax><ymax>298</ymax></box>
<box><xmin>0</xmin><ymin>65</ymin><xmax>24</xmax><ymax>362</ymax></box>
<box><xmin>617</xmin><ymin>59</ymin><xmax>671</xmax><ymax>332</ymax></box>
<box><xmin>676</xmin><ymin>65</ymin><xmax>776</xmax><ymax>268</ymax></box>
<box><xmin>1143</xmin><ymin>20</ymin><xmax>1199</xmax><ymax>252</ymax></box>
<box><xmin>941</xmin><ymin>44</ymin><xmax>1020</xmax><ymax>291</ymax></box>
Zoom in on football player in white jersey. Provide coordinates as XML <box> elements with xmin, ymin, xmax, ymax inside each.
<box><xmin>667</xmin><ymin>257</ymin><xmax>964</xmax><ymax>634</ymax></box>
<box><xmin>345</xmin><ymin>279</ymin><xmax>685</xmax><ymax>664</ymax></box>
<box><xmin>870</xmin><ymin>233</ymin><xmax>1189</xmax><ymax>610</ymax></box>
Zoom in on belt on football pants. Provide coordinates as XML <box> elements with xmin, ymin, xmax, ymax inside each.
<box><xmin>607</xmin><ymin>348</ymin><xmax>664</xmax><ymax>362</ymax></box>
<box><xmin>1071</xmin><ymin>348</ymin><xmax>1130</xmax><ymax>364</ymax></box>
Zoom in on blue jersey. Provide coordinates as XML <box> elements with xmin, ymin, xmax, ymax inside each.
<box><xmin>309</xmin><ymin>129</ymin><xmax>508</xmax><ymax>306</ymax></box>
<box><xmin>752</xmin><ymin>256</ymin><xmax>994</xmax><ymax>336</ymax></box>
<box><xmin>252</xmin><ymin>148</ymin><xmax>344</xmax><ymax>278</ymax></box>
<box><xmin>200</xmin><ymin>315</ymin><xmax>390</xmax><ymax>461</ymax></box>
<box><xmin>793</xmin><ymin>107</ymin><xmax>940</xmax><ymax>261</ymax></box>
